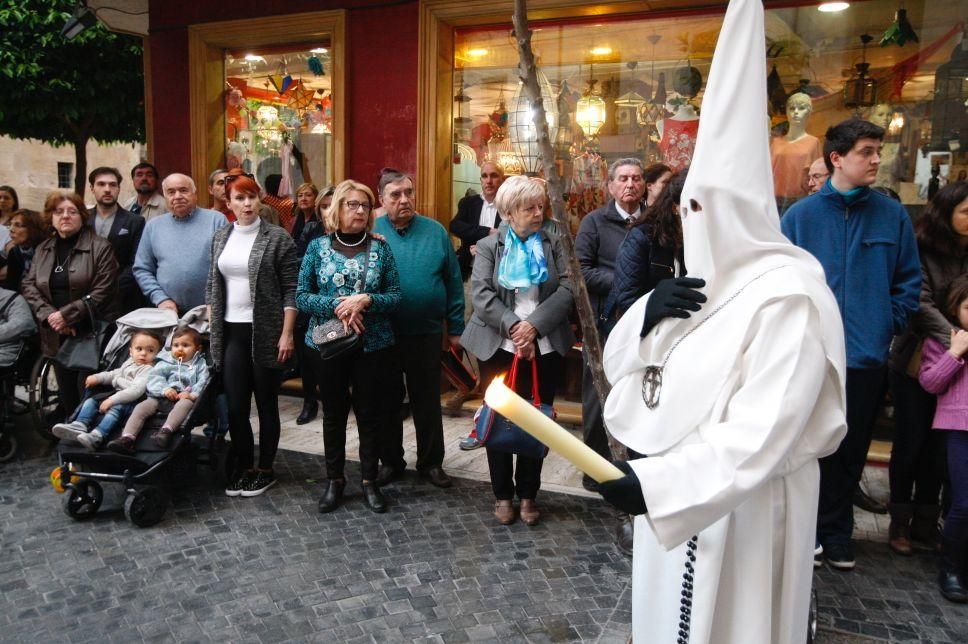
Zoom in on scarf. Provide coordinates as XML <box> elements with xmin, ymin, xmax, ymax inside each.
<box><xmin>498</xmin><ymin>228</ymin><xmax>548</xmax><ymax>290</ymax></box>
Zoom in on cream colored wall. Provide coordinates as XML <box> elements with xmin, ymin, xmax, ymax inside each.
<box><xmin>0</xmin><ymin>135</ymin><xmax>144</xmax><ymax>210</ymax></box>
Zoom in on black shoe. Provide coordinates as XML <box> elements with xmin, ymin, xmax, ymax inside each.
<box><xmin>615</xmin><ymin>517</ymin><xmax>634</xmax><ymax>557</ymax></box>
<box><xmin>240</xmin><ymin>470</ymin><xmax>276</xmax><ymax>497</ymax></box>
<box><xmin>939</xmin><ymin>535</ymin><xmax>968</xmax><ymax>603</ymax></box>
<box><xmin>296</xmin><ymin>401</ymin><xmax>318</xmax><ymax>425</ymax></box>
<box><xmin>420</xmin><ymin>467</ymin><xmax>453</xmax><ymax>488</ymax></box>
<box><xmin>318</xmin><ymin>479</ymin><xmax>345</xmax><ymax>513</ymax></box>
<box><xmin>582</xmin><ymin>474</ymin><xmax>600</xmax><ymax>493</ymax></box>
<box><xmin>152</xmin><ymin>427</ymin><xmax>173</xmax><ymax>449</ymax></box>
<box><xmin>375</xmin><ymin>464</ymin><xmax>404</xmax><ymax>486</ymax></box>
<box><xmin>852</xmin><ymin>486</ymin><xmax>887</xmax><ymax>514</ymax></box>
<box><xmin>814</xmin><ymin>543</ymin><xmax>824</xmax><ymax>568</ymax></box>
<box><xmin>362</xmin><ymin>482</ymin><xmax>387</xmax><ymax>513</ymax></box>
<box><xmin>824</xmin><ymin>542</ymin><xmax>855</xmax><ymax>571</ymax></box>
<box><xmin>106</xmin><ymin>435</ymin><xmax>136</xmax><ymax>455</ymax></box>
<box><xmin>225</xmin><ymin>471</ymin><xmax>250</xmax><ymax>497</ymax></box>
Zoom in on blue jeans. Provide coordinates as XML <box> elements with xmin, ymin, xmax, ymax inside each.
<box><xmin>75</xmin><ymin>397</ymin><xmax>135</xmax><ymax>438</ymax></box>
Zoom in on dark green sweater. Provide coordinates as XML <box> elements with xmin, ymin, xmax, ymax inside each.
<box><xmin>373</xmin><ymin>214</ymin><xmax>465</xmax><ymax>337</ymax></box>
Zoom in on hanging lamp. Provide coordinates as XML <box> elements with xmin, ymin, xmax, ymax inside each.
<box><xmin>637</xmin><ymin>35</ymin><xmax>666</xmax><ymax>128</ymax></box>
<box><xmin>880</xmin><ymin>5</ymin><xmax>919</xmax><ymax>47</ymax></box>
<box><xmin>844</xmin><ymin>34</ymin><xmax>877</xmax><ymax>109</ymax></box>
<box><xmin>506</xmin><ymin>71</ymin><xmax>559</xmax><ymax>176</ymax></box>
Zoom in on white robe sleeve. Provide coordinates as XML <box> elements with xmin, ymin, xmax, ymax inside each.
<box><xmin>629</xmin><ymin>295</ymin><xmax>830</xmax><ymax>550</ymax></box>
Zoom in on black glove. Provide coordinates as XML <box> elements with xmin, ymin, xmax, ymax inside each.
<box><xmin>598</xmin><ymin>460</ymin><xmax>648</xmax><ymax>516</ymax></box>
<box><xmin>641</xmin><ymin>277</ymin><xmax>707</xmax><ymax>337</ymax></box>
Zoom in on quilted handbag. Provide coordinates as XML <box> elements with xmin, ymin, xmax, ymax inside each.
<box><xmin>475</xmin><ymin>355</ymin><xmax>552</xmax><ymax>459</ymax></box>
<box><xmin>311</xmin><ymin>238</ymin><xmax>371</xmax><ymax>360</ymax></box>
<box><xmin>54</xmin><ymin>296</ymin><xmax>110</xmax><ymax>372</ymax></box>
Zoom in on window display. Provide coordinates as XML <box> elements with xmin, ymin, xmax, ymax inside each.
<box><xmin>224</xmin><ymin>46</ymin><xmax>334</xmax><ymax>200</ymax></box>
<box><xmin>450</xmin><ymin>0</ymin><xmax>967</xmax><ymax>225</ymax></box>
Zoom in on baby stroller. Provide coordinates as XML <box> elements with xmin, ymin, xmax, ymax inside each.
<box><xmin>52</xmin><ymin>306</ymin><xmax>221</xmax><ymax>527</ymax></box>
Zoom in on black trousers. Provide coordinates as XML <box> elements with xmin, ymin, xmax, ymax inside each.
<box><xmin>381</xmin><ymin>333</ymin><xmax>446</xmax><ymax>473</ymax></box>
<box><xmin>318</xmin><ymin>346</ymin><xmax>392</xmax><ymax>481</ymax></box>
<box><xmin>888</xmin><ymin>370</ymin><xmax>946</xmax><ymax>505</ymax></box>
<box><xmin>480</xmin><ymin>349</ymin><xmax>561</xmax><ymax>500</ymax></box>
<box><xmin>223</xmin><ymin>322</ymin><xmax>283</xmax><ymax>471</ymax></box>
<box><xmin>53</xmin><ymin>361</ymin><xmax>91</xmax><ymax>417</ymax></box>
<box><xmin>581</xmin><ymin>354</ymin><xmax>611</xmax><ymax>460</ymax></box>
<box><xmin>817</xmin><ymin>366</ymin><xmax>887</xmax><ymax>546</ymax></box>
<box><xmin>296</xmin><ymin>318</ymin><xmax>322</xmax><ymax>406</ymax></box>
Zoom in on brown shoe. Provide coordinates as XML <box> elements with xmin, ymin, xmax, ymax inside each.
<box><xmin>888</xmin><ymin>502</ymin><xmax>913</xmax><ymax>556</ymax></box>
<box><xmin>519</xmin><ymin>499</ymin><xmax>540</xmax><ymax>526</ymax></box>
<box><xmin>494</xmin><ymin>499</ymin><xmax>516</xmax><ymax>525</ymax></box>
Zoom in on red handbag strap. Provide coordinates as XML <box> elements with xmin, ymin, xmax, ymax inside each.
<box><xmin>507</xmin><ymin>354</ymin><xmax>542</xmax><ymax>407</ymax></box>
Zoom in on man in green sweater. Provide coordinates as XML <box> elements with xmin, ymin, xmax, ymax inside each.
<box><xmin>373</xmin><ymin>171</ymin><xmax>465</xmax><ymax>488</ymax></box>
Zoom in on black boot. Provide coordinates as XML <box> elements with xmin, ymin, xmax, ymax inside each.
<box><xmin>615</xmin><ymin>516</ymin><xmax>634</xmax><ymax>557</ymax></box>
<box><xmin>912</xmin><ymin>504</ymin><xmax>942</xmax><ymax>552</ymax></box>
<box><xmin>938</xmin><ymin>536</ymin><xmax>968</xmax><ymax>603</ymax></box>
<box><xmin>888</xmin><ymin>503</ymin><xmax>914</xmax><ymax>556</ymax></box>
<box><xmin>297</xmin><ymin>400</ymin><xmax>318</xmax><ymax>425</ymax></box>
<box><xmin>318</xmin><ymin>479</ymin><xmax>345</xmax><ymax>513</ymax></box>
<box><xmin>362</xmin><ymin>482</ymin><xmax>387</xmax><ymax>513</ymax></box>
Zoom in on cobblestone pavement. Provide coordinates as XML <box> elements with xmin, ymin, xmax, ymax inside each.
<box><xmin>2</xmin><ymin>427</ymin><xmax>968</xmax><ymax>642</ymax></box>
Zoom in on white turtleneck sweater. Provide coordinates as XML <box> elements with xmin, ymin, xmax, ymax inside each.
<box><xmin>218</xmin><ymin>218</ymin><xmax>260</xmax><ymax>323</ymax></box>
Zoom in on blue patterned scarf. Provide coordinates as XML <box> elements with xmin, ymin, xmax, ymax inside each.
<box><xmin>498</xmin><ymin>228</ymin><xmax>548</xmax><ymax>290</ymax></box>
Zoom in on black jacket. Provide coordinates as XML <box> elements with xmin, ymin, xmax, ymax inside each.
<box><xmin>87</xmin><ymin>206</ymin><xmax>146</xmax><ymax>312</ymax></box>
<box><xmin>575</xmin><ymin>199</ymin><xmax>634</xmax><ymax>318</ymax></box>
<box><xmin>604</xmin><ymin>223</ymin><xmax>683</xmax><ymax>321</ymax></box>
<box><xmin>449</xmin><ymin>194</ymin><xmax>501</xmax><ymax>280</ymax></box>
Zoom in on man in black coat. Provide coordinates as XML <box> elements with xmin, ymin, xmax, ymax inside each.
<box><xmin>449</xmin><ymin>161</ymin><xmax>505</xmax><ymax>281</ymax></box>
<box><xmin>87</xmin><ymin>167</ymin><xmax>147</xmax><ymax>313</ymax></box>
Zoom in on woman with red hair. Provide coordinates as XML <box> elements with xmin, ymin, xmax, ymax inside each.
<box><xmin>207</xmin><ymin>168</ymin><xmax>300</xmax><ymax>497</ymax></box>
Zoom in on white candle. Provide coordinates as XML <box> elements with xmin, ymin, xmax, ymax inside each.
<box><xmin>484</xmin><ymin>376</ymin><xmax>625</xmax><ymax>483</ymax></box>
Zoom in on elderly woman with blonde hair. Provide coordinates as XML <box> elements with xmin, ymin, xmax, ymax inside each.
<box><xmin>296</xmin><ymin>179</ymin><xmax>402</xmax><ymax>514</ymax></box>
<box><xmin>460</xmin><ymin>175</ymin><xmax>575</xmax><ymax>526</ymax></box>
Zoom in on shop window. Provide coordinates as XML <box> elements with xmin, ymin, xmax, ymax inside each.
<box><xmin>224</xmin><ymin>44</ymin><xmax>335</xmax><ymax>213</ymax></box>
<box><xmin>57</xmin><ymin>162</ymin><xmax>73</xmax><ymax>189</ymax></box>
<box><xmin>451</xmin><ymin>0</ymin><xmax>967</xmax><ymax>225</ymax></box>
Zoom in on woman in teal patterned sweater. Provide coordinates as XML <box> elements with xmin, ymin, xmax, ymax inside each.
<box><xmin>296</xmin><ymin>179</ymin><xmax>401</xmax><ymax>514</ymax></box>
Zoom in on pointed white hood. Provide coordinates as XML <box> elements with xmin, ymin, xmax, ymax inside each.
<box><xmin>602</xmin><ymin>0</ymin><xmax>846</xmax><ymax>455</ymax></box>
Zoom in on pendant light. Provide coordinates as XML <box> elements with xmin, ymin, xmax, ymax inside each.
<box><xmin>507</xmin><ymin>71</ymin><xmax>559</xmax><ymax>176</ymax></box>
<box><xmin>844</xmin><ymin>34</ymin><xmax>877</xmax><ymax>109</ymax></box>
<box><xmin>880</xmin><ymin>5</ymin><xmax>919</xmax><ymax>47</ymax></box>
<box><xmin>637</xmin><ymin>35</ymin><xmax>666</xmax><ymax>128</ymax></box>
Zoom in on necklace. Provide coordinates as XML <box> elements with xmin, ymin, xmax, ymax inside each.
<box><xmin>640</xmin><ymin>266</ymin><xmax>787</xmax><ymax>409</ymax></box>
<box><xmin>334</xmin><ymin>231</ymin><xmax>366</xmax><ymax>247</ymax></box>
<box><xmin>53</xmin><ymin>249</ymin><xmax>72</xmax><ymax>274</ymax></box>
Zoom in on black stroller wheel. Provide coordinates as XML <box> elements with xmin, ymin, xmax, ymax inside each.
<box><xmin>0</xmin><ymin>432</ymin><xmax>16</xmax><ymax>463</ymax></box>
<box><xmin>124</xmin><ymin>486</ymin><xmax>169</xmax><ymax>528</ymax></box>
<box><xmin>63</xmin><ymin>479</ymin><xmax>103</xmax><ymax>520</ymax></box>
<box><xmin>29</xmin><ymin>356</ymin><xmax>59</xmax><ymax>441</ymax></box>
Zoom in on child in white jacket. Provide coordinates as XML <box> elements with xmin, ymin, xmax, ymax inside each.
<box><xmin>52</xmin><ymin>331</ymin><xmax>162</xmax><ymax>448</ymax></box>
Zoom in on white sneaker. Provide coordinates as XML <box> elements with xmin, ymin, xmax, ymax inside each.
<box><xmin>76</xmin><ymin>431</ymin><xmax>104</xmax><ymax>450</ymax></box>
<box><xmin>52</xmin><ymin>421</ymin><xmax>88</xmax><ymax>443</ymax></box>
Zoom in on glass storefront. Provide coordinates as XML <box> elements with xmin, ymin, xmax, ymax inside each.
<box><xmin>452</xmin><ymin>0</ymin><xmax>967</xmax><ymax>225</ymax></box>
<box><xmin>224</xmin><ymin>44</ymin><xmax>335</xmax><ymax>201</ymax></box>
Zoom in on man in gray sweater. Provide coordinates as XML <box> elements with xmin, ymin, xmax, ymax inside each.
<box><xmin>134</xmin><ymin>173</ymin><xmax>228</xmax><ymax>314</ymax></box>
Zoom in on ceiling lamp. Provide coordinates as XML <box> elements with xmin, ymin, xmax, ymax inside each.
<box><xmin>453</xmin><ymin>70</ymin><xmax>473</xmax><ymax>144</ymax></box>
<box><xmin>506</xmin><ymin>72</ymin><xmax>559</xmax><ymax>176</ymax></box>
<box><xmin>818</xmin><ymin>2</ymin><xmax>850</xmax><ymax>12</ymax></box>
<box><xmin>844</xmin><ymin>34</ymin><xmax>877</xmax><ymax>110</ymax></box>
<box><xmin>928</xmin><ymin>34</ymin><xmax>968</xmax><ymax>151</ymax></box>
<box><xmin>880</xmin><ymin>6</ymin><xmax>919</xmax><ymax>47</ymax></box>
<box><xmin>576</xmin><ymin>74</ymin><xmax>606</xmax><ymax>140</ymax></box>
<box><xmin>61</xmin><ymin>1</ymin><xmax>97</xmax><ymax>40</ymax></box>
<box><xmin>614</xmin><ymin>91</ymin><xmax>647</xmax><ymax>108</ymax></box>
<box><xmin>636</xmin><ymin>35</ymin><xmax>667</xmax><ymax>130</ymax></box>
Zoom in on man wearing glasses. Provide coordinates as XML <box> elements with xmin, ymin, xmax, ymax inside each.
<box><xmin>373</xmin><ymin>170</ymin><xmax>465</xmax><ymax>489</ymax></box>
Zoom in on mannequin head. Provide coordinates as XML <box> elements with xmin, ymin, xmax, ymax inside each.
<box><xmin>785</xmin><ymin>93</ymin><xmax>813</xmax><ymax>126</ymax></box>
<box><xmin>867</xmin><ymin>103</ymin><xmax>891</xmax><ymax>129</ymax></box>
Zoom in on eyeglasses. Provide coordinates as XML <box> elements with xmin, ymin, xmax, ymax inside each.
<box><xmin>344</xmin><ymin>200</ymin><xmax>372</xmax><ymax>213</ymax></box>
<box><xmin>808</xmin><ymin>173</ymin><xmax>830</xmax><ymax>182</ymax></box>
<box><xmin>52</xmin><ymin>208</ymin><xmax>81</xmax><ymax>218</ymax></box>
<box><xmin>224</xmin><ymin>172</ymin><xmax>255</xmax><ymax>185</ymax></box>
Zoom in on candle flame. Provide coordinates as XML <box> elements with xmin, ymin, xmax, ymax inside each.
<box><xmin>484</xmin><ymin>373</ymin><xmax>512</xmax><ymax>408</ymax></box>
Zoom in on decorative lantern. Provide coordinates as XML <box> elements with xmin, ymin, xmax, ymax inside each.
<box><xmin>844</xmin><ymin>34</ymin><xmax>877</xmax><ymax>110</ymax></box>
<box><xmin>614</xmin><ymin>91</ymin><xmax>647</xmax><ymax>109</ymax></box>
<box><xmin>454</xmin><ymin>70</ymin><xmax>473</xmax><ymax>144</ymax></box>
<box><xmin>929</xmin><ymin>33</ymin><xmax>968</xmax><ymax>151</ymax></box>
<box><xmin>576</xmin><ymin>80</ymin><xmax>606</xmax><ymax>139</ymax></box>
<box><xmin>636</xmin><ymin>36</ymin><xmax>667</xmax><ymax>129</ymax></box>
<box><xmin>507</xmin><ymin>71</ymin><xmax>559</xmax><ymax>176</ymax></box>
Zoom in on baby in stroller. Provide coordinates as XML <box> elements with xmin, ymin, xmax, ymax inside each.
<box><xmin>51</xmin><ymin>330</ymin><xmax>162</xmax><ymax>449</ymax></box>
<box><xmin>107</xmin><ymin>326</ymin><xmax>209</xmax><ymax>455</ymax></box>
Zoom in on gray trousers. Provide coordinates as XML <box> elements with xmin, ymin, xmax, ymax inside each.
<box><xmin>122</xmin><ymin>397</ymin><xmax>195</xmax><ymax>438</ymax></box>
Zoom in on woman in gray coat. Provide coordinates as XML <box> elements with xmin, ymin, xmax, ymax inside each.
<box><xmin>207</xmin><ymin>169</ymin><xmax>299</xmax><ymax>498</ymax></box>
<box><xmin>460</xmin><ymin>175</ymin><xmax>575</xmax><ymax>527</ymax></box>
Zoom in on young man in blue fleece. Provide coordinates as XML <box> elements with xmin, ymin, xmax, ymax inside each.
<box><xmin>782</xmin><ymin>118</ymin><xmax>921</xmax><ymax>570</ymax></box>
<box><xmin>373</xmin><ymin>170</ymin><xmax>464</xmax><ymax>490</ymax></box>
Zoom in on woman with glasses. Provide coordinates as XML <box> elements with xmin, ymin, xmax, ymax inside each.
<box><xmin>21</xmin><ymin>191</ymin><xmax>119</xmax><ymax>416</ymax></box>
<box><xmin>207</xmin><ymin>168</ymin><xmax>300</xmax><ymax>497</ymax></box>
<box><xmin>1</xmin><ymin>210</ymin><xmax>47</xmax><ymax>292</ymax></box>
<box><xmin>296</xmin><ymin>179</ymin><xmax>401</xmax><ymax>514</ymax></box>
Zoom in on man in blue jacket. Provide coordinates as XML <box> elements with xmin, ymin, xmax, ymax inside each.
<box><xmin>782</xmin><ymin>118</ymin><xmax>920</xmax><ymax>570</ymax></box>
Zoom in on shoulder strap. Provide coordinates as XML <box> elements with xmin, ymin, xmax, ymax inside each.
<box><xmin>356</xmin><ymin>237</ymin><xmax>374</xmax><ymax>294</ymax></box>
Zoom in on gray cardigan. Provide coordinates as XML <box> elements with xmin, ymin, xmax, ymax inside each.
<box><xmin>0</xmin><ymin>288</ymin><xmax>36</xmax><ymax>368</ymax></box>
<box><xmin>460</xmin><ymin>225</ymin><xmax>575</xmax><ymax>361</ymax></box>
<box><xmin>206</xmin><ymin>219</ymin><xmax>299</xmax><ymax>369</ymax></box>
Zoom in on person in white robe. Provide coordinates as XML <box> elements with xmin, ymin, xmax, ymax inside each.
<box><xmin>597</xmin><ymin>0</ymin><xmax>848</xmax><ymax>642</ymax></box>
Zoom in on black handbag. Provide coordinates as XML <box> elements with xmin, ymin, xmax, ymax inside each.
<box><xmin>54</xmin><ymin>296</ymin><xmax>110</xmax><ymax>372</ymax></box>
<box><xmin>311</xmin><ymin>237</ymin><xmax>372</xmax><ymax>360</ymax></box>
<box><xmin>475</xmin><ymin>355</ymin><xmax>552</xmax><ymax>459</ymax></box>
